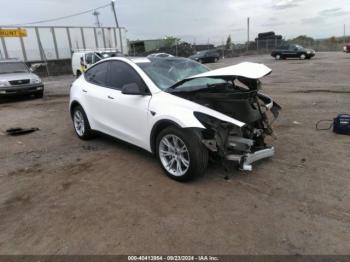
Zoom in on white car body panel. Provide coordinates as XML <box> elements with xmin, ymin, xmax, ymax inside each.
<box><xmin>70</xmin><ymin>58</ymin><xmax>271</xmax><ymax>153</ymax></box>
<box><xmin>186</xmin><ymin>62</ymin><xmax>271</xmax><ymax>80</ymax></box>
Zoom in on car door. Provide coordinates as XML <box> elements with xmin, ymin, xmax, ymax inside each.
<box><xmin>82</xmin><ymin>61</ymin><xmax>114</xmax><ymax>132</ymax></box>
<box><xmin>288</xmin><ymin>45</ymin><xmax>298</xmax><ymax>58</ymax></box>
<box><xmin>103</xmin><ymin>60</ymin><xmax>152</xmax><ymax>149</ymax></box>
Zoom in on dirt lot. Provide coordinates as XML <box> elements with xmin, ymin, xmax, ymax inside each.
<box><xmin>0</xmin><ymin>52</ymin><xmax>349</xmax><ymax>255</ymax></box>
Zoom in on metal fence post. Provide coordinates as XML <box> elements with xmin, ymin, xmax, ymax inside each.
<box><xmin>94</xmin><ymin>27</ymin><xmax>99</xmax><ymax>48</ymax></box>
<box><xmin>51</xmin><ymin>27</ymin><xmax>59</xmax><ymax>59</ymax></box>
<box><xmin>113</xmin><ymin>28</ymin><xmax>117</xmax><ymax>50</ymax></box>
<box><xmin>66</xmin><ymin>27</ymin><xmax>72</xmax><ymax>53</ymax></box>
<box><xmin>101</xmin><ymin>28</ymin><xmax>106</xmax><ymax>48</ymax></box>
<box><xmin>118</xmin><ymin>28</ymin><xmax>123</xmax><ymax>54</ymax></box>
<box><xmin>0</xmin><ymin>35</ymin><xmax>9</xmax><ymax>59</ymax></box>
<box><xmin>80</xmin><ymin>27</ymin><xmax>86</xmax><ymax>49</ymax></box>
<box><xmin>35</xmin><ymin>27</ymin><xmax>44</xmax><ymax>61</ymax></box>
<box><xmin>18</xmin><ymin>27</ymin><xmax>28</xmax><ymax>61</ymax></box>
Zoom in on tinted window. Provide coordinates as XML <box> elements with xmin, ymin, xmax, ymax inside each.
<box><xmin>288</xmin><ymin>45</ymin><xmax>296</xmax><ymax>51</ymax></box>
<box><xmin>85</xmin><ymin>53</ymin><xmax>93</xmax><ymax>64</ymax></box>
<box><xmin>107</xmin><ymin>61</ymin><xmax>147</xmax><ymax>92</ymax></box>
<box><xmin>85</xmin><ymin>62</ymin><xmax>108</xmax><ymax>86</ymax></box>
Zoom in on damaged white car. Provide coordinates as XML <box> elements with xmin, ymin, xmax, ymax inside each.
<box><xmin>70</xmin><ymin>57</ymin><xmax>281</xmax><ymax>181</ymax></box>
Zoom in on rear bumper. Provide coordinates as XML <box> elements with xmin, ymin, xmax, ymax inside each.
<box><xmin>0</xmin><ymin>84</ymin><xmax>44</xmax><ymax>96</ymax></box>
<box><xmin>226</xmin><ymin>146</ymin><xmax>275</xmax><ymax>171</ymax></box>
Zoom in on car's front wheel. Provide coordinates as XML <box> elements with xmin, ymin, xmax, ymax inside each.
<box><xmin>300</xmin><ymin>53</ymin><xmax>306</xmax><ymax>60</ymax></box>
<box><xmin>156</xmin><ymin>126</ymin><xmax>208</xmax><ymax>181</ymax></box>
<box><xmin>72</xmin><ymin>105</ymin><xmax>94</xmax><ymax>140</ymax></box>
<box><xmin>275</xmin><ymin>54</ymin><xmax>281</xmax><ymax>60</ymax></box>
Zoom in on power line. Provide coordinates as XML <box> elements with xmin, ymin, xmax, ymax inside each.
<box><xmin>1</xmin><ymin>3</ymin><xmax>110</xmax><ymax>27</ymax></box>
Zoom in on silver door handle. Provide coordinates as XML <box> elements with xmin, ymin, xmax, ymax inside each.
<box><xmin>82</xmin><ymin>89</ymin><xmax>87</xmax><ymax>93</ymax></box>
<box><xmin>107</xmin><ymin>95</ymin><xmax>114</xmax><ymax>100</ymax></box>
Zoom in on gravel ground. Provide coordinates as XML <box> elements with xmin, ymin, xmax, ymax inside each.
<box><xmin>0</xmin><ymin>52</ymin><xmax>349</xmax><ymax>255</ymax></box>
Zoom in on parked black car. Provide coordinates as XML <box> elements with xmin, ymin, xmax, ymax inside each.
<box><xmin>189</xmin><ymin>49</ymin><xmax>220</xmax><ymax>63</ymax></box>
<box><xmin>271</xmin><ymin>44</ymin><xmax>315</xmax><ymax>60</ymax></box>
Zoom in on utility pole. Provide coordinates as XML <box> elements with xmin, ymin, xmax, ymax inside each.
<box><xmin>111</xmin><ymin>0</ymin><xmax>124</xmax><ymax>54</ymax></box>
<box><xmin>92</xmin><ymin>10</ymin><xmax>101</xmax><ymax>27</ymax></box>
<box><xmin>247</xmin><ymin>17</ymin><xmax>250</xmax><ymax>51</ymax></box>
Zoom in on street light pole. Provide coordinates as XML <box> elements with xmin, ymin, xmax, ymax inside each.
<box><xmin>111</xmin><ymin>0</ymin><xmax>124</xmax><ymax>54</ymax></box>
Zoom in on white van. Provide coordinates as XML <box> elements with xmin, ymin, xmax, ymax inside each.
<box><xmin>71</xmin><ymin>51</ymin><xmax>103</xmax><ymax>77</ymax></box>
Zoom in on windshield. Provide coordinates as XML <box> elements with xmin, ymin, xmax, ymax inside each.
<box><xmin>138</xmin><ymin>58</ymin><xmax>212</xmax><ymax>90</ymax></box>
<box><xmin>0</xmin><ymin>62</ymin><xmax>29</xmax><ymax>74</ymax></box>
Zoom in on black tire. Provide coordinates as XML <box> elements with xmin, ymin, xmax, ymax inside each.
<box><xmin>198</xmin><ymin>59</ymin><xmax>203</xmax><ymax>63</ymax></box>
<box><xmin>34</xmin><ymin>90</ymin><xmax>44</xmax><ymax>98</ymax></box>
<box><xmin>275</xmin><ymin>54</ymin><xmax>281</xmax><ymax>60</ymax></box>
<box><xmin>214</xmin><ymin>57</ymin><xmax>219</xmax><ymax>63</ymax></box>
<box><xmin>156</xmin><ymin>126</ymin><xmax>208</xmax><ymax>182</ymax></box>
<box><xmin>71</xmin><ymin>105</ymin><xmax>94</xmax><ymax>140</ymax></box>
<box><xmin>300</xmin><ymin>53</ymin><xmax>306</xmax><ymax>60</ymax></box>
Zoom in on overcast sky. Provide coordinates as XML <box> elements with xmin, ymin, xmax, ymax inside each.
<box><xmin>0</xmin><ymin>0</ymin><xmax>349</xmax><ymax>44</ymax></box>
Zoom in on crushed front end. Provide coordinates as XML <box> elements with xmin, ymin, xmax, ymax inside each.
<box><xmin>174</xmin><ymin>76</ymin><xmax>281</xmax><ymax>171</ymax></box>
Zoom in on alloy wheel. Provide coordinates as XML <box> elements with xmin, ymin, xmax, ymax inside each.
<box><xmin>74</xmin><ymin>110</ymin><xmax>85</xmax><ymax>136</ymax></box>
<box><xmin>159</xmin><ymin>134</ymin><xmax>190</xmax><ymax>177</ymax></box>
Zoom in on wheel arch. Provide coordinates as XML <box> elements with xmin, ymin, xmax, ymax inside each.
<box><xmin>70</xmin><ymin>100</ymin><xmax>82</xmax><ymax>118</ymax></box>
<box><xmin>150</xmin><ymin>119</ymin><xmax>181</xmax><ymax>154</ymax></box>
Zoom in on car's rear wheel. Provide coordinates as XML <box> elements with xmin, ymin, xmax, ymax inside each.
<box><xmin>156</xmin><ymin>126</ymin><xmax>208</xmax><ymax>181</ymax></box>
<box><xmin>300</xmin><ymin>54</ymin><xmax>306</xmax><ymax>60</ymax></box>
<box><xmin>198</xmin><ymin>59</ymin><xmax>203</xmax><ymax>63</ymax></box>
<box><xmin>214</xmin><ymin>57</ymin><xmax>218</xmax><ymax>63</ymax></box>
<box><xmin>72</xmin><ymin>105</ymin><xmax>94</xmax><ymax>140</ymax></box>
<box><xmin>275</xmin><ymin>54</ymin><xmax>281</xmax><ymax>60</ymax></box>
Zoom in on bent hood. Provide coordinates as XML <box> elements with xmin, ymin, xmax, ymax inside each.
<box><xmin>169</xmin><ymin>62</ymin><xmax>271</xmax><ymax>89</ymax></box>
<box><xmin>187</xmin><ymin>62</ymin><xmax>271</xmax><ymax>80</ymax></box>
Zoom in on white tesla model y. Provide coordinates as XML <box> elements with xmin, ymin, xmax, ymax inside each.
<box><xmin>70</xmin><ymin>57</ymin><xmax>281</xmax><ymax>181</ymax></box>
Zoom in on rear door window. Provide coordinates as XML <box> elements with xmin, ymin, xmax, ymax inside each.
<box><xmin>85</xmin><ymin>62</ymin><xmax>109</xmax><ymax>86</ymax></box>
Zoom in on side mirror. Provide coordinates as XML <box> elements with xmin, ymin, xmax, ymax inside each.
<box><xmin>122</xmin><ymin>83</ymin><xmax>148</xmax><ymax>95</ymax></box>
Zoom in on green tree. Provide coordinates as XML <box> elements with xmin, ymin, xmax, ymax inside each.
<box><xmin>164</xmin><ymin>36</ymin><xmax>181</xmax><ymax>48</ymax></box>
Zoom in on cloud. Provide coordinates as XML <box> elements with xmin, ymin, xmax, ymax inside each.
<box><xmin>301</xmin><ymin>16</ymin><xmax>325</xmax><ymax>24</ymax></box>
<box><xmin>319</xmin><ymin>8</ymin><xmax>349</xmax><ymax>16</ymax></box>
<box><xmin>262</xmin><ymin>17</ymin><xmax>286</xmax><ymax>27</ymax></box>
<box><xmin>272</xmin><ymin>0</ymin><xmax>303</xmax><ymax>10</ymax></box>
<box><xmin>301</xmin><ymin>7</ymin><xmax>349</xmax><ymax>25</ymax></box>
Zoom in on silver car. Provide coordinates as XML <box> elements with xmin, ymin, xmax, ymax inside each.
<box><xmin>0</xmin><ymin>59</ymin><xmax>44</xmax><ymax>98</ymax></box>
